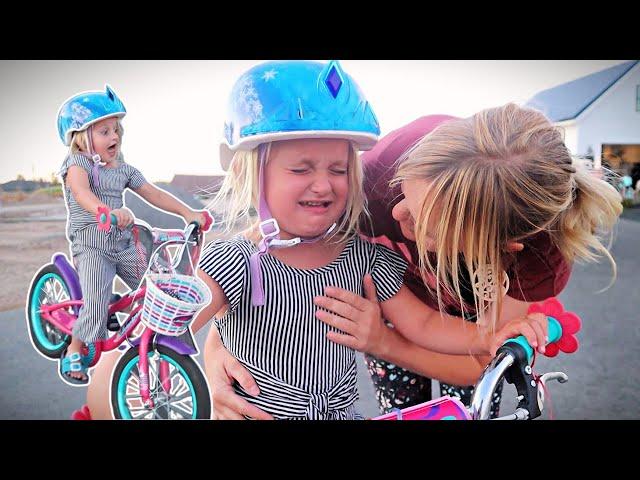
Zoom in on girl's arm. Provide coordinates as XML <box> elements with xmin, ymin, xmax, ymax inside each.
<box><xmin>66</xmin><ymin>165</ymin><xmax>106</xmax><ymax>215</ymax></box>
<box><xmin>190</xmin><ymin>268</ymin><xmax>230</xmax><ymax>334</ymax></box>
<box><xmin>133</xmin><ymin>182</ymin><xmax>205</xmax><ymax>225</ymax></box>
<box><xmin>66</xmin><ymin>165</ymin><xmax>133</xmax><ymax>228</ymax></box>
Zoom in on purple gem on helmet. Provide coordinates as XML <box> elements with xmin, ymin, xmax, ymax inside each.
<box><xmin>325</xmin><ymin>66</ymin><xmax>343</xmax><ymax>98</ymax></box>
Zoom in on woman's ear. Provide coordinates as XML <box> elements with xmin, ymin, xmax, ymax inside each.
<box><xmin>505</xmin><ymin>241</ymin><xmax>524</xmax><ymax>253</ymax></box>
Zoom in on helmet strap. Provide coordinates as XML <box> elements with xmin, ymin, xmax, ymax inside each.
<box><xmin>83</xmin><ymin>125</ymin><xmax>105</xmax><ymax>187</ymax></box>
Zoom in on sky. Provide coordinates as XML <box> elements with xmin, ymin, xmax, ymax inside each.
<box><xmin>0</xmin><ymin>60</ymin><xmax>629</xmax><ymax>184</ymax></box>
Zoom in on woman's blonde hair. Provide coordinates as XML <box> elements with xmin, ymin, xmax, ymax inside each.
<box><xmin>393</xmin><ymin>103</ymin><xmax>622</xmax><ymax>331</ymax></box>
<box><xmin>209</xmin><ymin>140</ymin><xmax>368</xmax><ymax>244</ymax></box>
<box><xmin>70</xmin><ymin>119</ymin><xmax>124</xmax><ymax>155</ymax></box>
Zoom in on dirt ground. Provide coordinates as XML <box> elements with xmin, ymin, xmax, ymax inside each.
<box><xmin>0</xmin><ymin>195</ymin><xmax>241</xmax><ymax>312</ymax></box>
<box><xmin>0</xmin><ymin>198</ymin><xmax>70</xmax><ymax>311</ymax></box>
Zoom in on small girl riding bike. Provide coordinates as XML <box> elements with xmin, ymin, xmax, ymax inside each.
<box><xmin>56</xmin><ymin>85</ymin><xmax>207</xmax><ymax>385</ymax></box>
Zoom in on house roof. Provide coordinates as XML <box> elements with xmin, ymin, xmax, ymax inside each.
<box><xmin>524</xmin><ymin>60</ymin><xmax>639</xmax><ymax>122</ymax></box>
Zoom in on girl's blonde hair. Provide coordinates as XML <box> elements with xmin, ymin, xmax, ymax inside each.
<box><xmin>393</xmin><ymin>103</ymin><xmax>622</xmax><ymax>331</ymax></box>
<box><xmin>69</xmin><ymin>119</ymin><xmax>124</xmax><ymax>155</ymax></box>
<box><xmin>209</xmin><ymin>140</ymin><xmax>368</xmax><ymax>244</ymax></box>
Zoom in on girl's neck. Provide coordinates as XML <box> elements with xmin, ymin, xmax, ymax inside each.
<box><xmin>247</xmin><ymin>226</ymin><xmax>346</xmax><ymax>270</ymax></box>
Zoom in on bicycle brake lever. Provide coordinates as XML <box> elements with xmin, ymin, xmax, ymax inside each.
<box><xmin>540</xmin><ymin>371</ymin><xmax>569</xmax><ymax>385</ymax></box>
<box><xmin>537</xmin><ymin>371</ymin><xmax>569</xmax><ymax>413</ymax></box>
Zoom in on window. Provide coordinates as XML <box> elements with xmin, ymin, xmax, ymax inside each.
<box><xmin>637</xmin><ymin>85</ymin><xmax>640</xmax><ymax>112</ymax></box>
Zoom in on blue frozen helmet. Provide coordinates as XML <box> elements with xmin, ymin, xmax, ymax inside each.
<box><xmin>57</xmin><ymin>84</ymin><xmax>126</xmax><ymax>146</ymax></box>
<box><xmin>220</xmin><ymin>60</ymin><xmax>380</xmax><ymax>170</ymax></box>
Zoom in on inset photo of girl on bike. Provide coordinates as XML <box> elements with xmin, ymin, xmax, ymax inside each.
<box><xmin>2</xmin><ymin>60</ymin><xmax>638</xmax><ymax>423</ymax></box>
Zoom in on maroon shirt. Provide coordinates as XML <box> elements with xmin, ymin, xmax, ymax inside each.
<box><xmin>360</xmin><ymin>115</ymin><xmax>572</xmax><ymax>315</ymax></box>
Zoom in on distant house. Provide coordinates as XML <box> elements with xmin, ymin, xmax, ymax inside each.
<box><xmin>525</xmin><ymin>60</ymin><xmax>640</xmax><ymax>174</ymax></box>
<box><xmin>169</xmin><ymin>174</ymin><xmax>225</xmax><ymax>198</ymax></box>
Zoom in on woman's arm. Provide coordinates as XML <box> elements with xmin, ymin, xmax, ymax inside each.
<box><xmin>378</xmin><ymin>284</ymin><xmax>492</xmax><ymax>354</ymax></box>
<box><xmin>315</xmin><ymin>275</ymin><xmax>490</xmax><ymax>384</ymax></box>
<box><xmin>315</xmin><ymin>275</ymin><xmax>484</xmax><ymax>355</ymax></box>
<box><xmin>192</xmin><ymin>268</ymin><xmax>273</xmax><ymax>420</ymax></box>
<box><xmin>202</xmin><ymin>325</ymin><xmax>274</xmax><ymax>420</ymax></box>
<box><xmin>371</xmin><ymin>325</ymin><xmax>491</xmax><ymax>386</ymax></box>
<box><xmin>374</xmin><ymin>295</ymin><xmax>540</xmax><ymax>385</ymax></box>
<box><xmin>380</xmin><ymin>281</ymin><xmax>548</xmax><ymax>355</ymax></box>
<box><xmin>316</xmin><ymin>275</ymin><xmax>547</xmax><ymax>358</ymax></box>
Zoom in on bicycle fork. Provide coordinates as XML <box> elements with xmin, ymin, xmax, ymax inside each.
<box><xmin>137</xmin><ymin>329</ymin><xmax>172</xmax><ymax>409</ymax></box>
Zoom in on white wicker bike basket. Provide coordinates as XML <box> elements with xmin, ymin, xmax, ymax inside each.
<box><xmin>140</xmin><ymin>273</ymin><xmax>211</xmax><ymax>336</ymax></box>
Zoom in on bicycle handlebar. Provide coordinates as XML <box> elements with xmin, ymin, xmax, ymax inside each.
<box><xmin>502</xmin><ymin>316</ymin><xmax>563</xmax><ymax>364</ymax></box>
<box><xmin>99</xmin><ymin>211</ymin><xmax>118</xmax><ymax>227</ymax></box>
<box><xmin>470</xmin><ymin>299</ymin><xmax>581</xmax><ymax>420</ymax></box>
<box><xmin>96</xmin><ymin>206</ymin><xmax>213</xmax><ymax>238</ymax></box>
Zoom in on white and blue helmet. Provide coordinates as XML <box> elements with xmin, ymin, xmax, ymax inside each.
<box><xmin>219</xmin><ymin>60</ymin><xmax>380</xmax><ymax>170</ymax></box>
<box><xmin>57</xmin><ymin>85</ymin><xmax>126</xmax><ymax>146</ymax></box>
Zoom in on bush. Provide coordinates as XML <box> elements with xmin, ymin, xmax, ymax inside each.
<box><xmin>0</xmin><ymin>191</ymin><xmax>28</xmax><ymax>202</ymax></box>
<box><xmin>32</xmin><ymin>186</ymin><xmax>63</xmax><ymax>198</ymax></box>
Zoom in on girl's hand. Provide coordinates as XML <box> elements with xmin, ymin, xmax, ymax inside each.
<box><xmin>184</xmin><ymin>209</ymin><xmax>212</xmax><ymax>231</ymax></box>
<box><xmin>314</xmin><ymin>274</ymin><xmax>389</xmax><ymax>356</ymax></box>
<box><xmin>208</xmin><ymin>343</ymin><xmax>273</xmax><ymax>420</ymax></box>
<box><xmin>488</xmin><ymin>312</ymin><xmax>548</xmax><ymax>357</ymax></box>
<box><xmin>110</xmin><ymin>207</ymin><xmax>134</xmax><ymax>229</ymax></box>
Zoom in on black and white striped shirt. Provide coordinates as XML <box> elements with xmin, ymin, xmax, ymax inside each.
<box><xmin>59</xmin><ymin>153</ymin><xmax>147</xmax><ymax>242</ymax></box>
<box><xmin>199</xmin><ymin>235</ymin><xmax>407</xmax><ymax>419</ymax></box>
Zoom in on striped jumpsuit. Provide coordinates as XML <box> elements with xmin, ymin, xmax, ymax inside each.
<box><xmin>60</xmin><ymin>153</ymin><xmax>148</xmax><ymax>343</ymax></box>
<box><xmin>199</xmin><ymin>235</ymin><xmax>407</xmax><ymax>420</ymax></box>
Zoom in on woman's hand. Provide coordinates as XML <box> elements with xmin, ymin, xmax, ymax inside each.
<box><xmin>110</xmin><ymin>207</ymin><xmax>134</xmax><ymax>229</ymax></box>
<box><xmin>206</xmin><ymin>342</ymin><xmax>273</xmax><ymax>420</ymax></box>
<box><xmin>314</xmin><ymin>274</ymin><xmax>390</xmax><ymax>356</ymax></box>
<box><xmin>488</xmin><ymin>312</ymin><xmax>548</xmax><ymax>357</ymax></box>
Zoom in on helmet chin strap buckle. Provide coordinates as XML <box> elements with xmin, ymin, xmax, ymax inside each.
<box><xmin>91</xmin><ymin>154</ymin><xmax>106</xmax><ymax>166</ymax></box>
<box><xmin>258</xmin><ymin>218</ymin><xmax>280</xmax><ymax>240</ymax></box>
<box><xmin>259</xmin><ymin>218</ymin><xmax>337</xmax><ymax>250</ymax></box>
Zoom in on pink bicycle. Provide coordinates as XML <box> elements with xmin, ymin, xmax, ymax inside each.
<box><xmin>26</xmin><ymin>207</ymin><xmax>214</xmax><ymax>419</ymax></box>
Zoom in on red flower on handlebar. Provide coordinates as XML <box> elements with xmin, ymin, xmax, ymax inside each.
<box><xmin>97</xmin><ymin>206</ymin><xmax>111</xmax><ymax>232</ymax></box>
<box><xmin>527</xmin><ymin>297</ymin><xmax>581</xmax><ymax>357</ymax></box>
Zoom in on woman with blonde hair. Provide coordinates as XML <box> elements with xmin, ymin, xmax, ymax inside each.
<box><xmin>206</xmin><ymin>103</ymin><xmax>622</xmax><ymax>419</ymax></box>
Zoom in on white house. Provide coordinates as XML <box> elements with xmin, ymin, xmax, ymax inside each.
<box><xmin>525</xmin><ymin>60</ymin><xmax>640</xmax><ymax>174</ymax></box>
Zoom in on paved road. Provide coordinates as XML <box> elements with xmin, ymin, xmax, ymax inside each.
<box><xmin>2</xmin><ymin>212</ymin><xmax>638</xmax><ymax>419</ymax></box>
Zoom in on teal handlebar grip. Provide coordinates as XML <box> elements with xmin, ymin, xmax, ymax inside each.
<box><xmin>503</xmin><ymin>316</ymin><xmax>562</xmax><ymax>364</ymax></box>
<box><xmin>99</xmin><ymin>213</ymin><xmax>118</xmax><ymax>225</ymax></box>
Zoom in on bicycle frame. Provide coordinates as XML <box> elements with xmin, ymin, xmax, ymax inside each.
<box><xmin>374</xmin><ymin>348</ymin><xmax>569</xmax><ymax>421</ymax></box>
